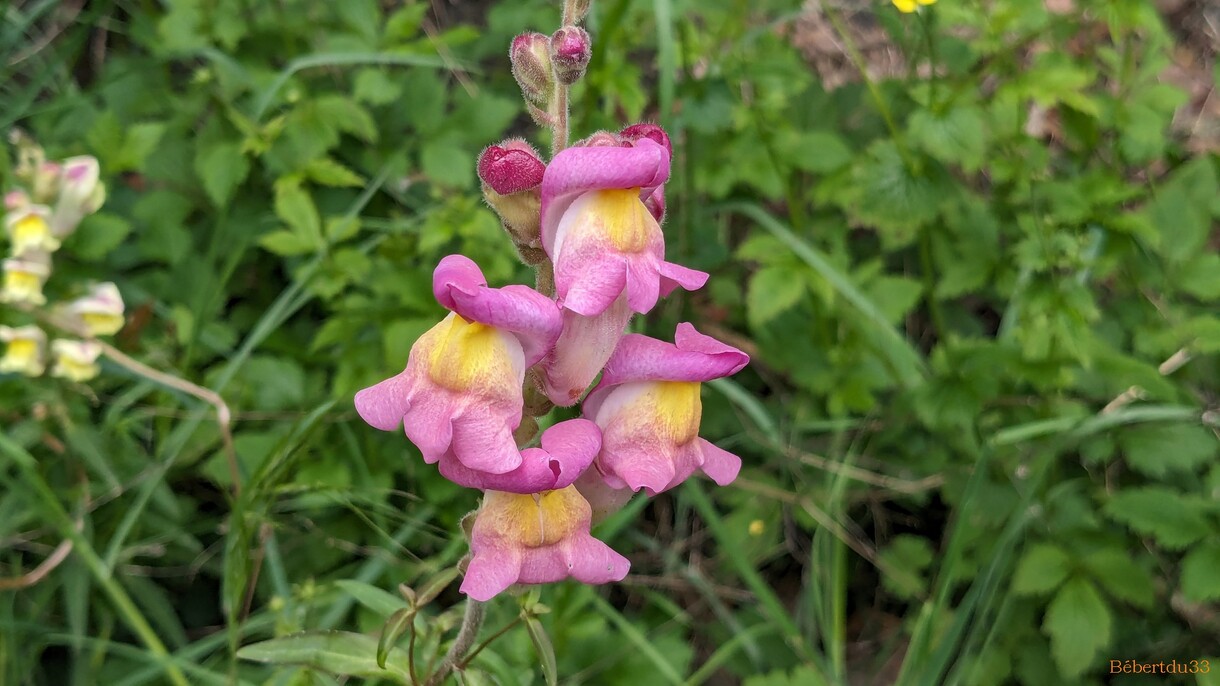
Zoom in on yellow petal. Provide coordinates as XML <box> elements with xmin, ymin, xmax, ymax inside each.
<box><xmin>480</xmin><ymin>486</ymin><xmax>588</xmax><ymax>548</ymax></box>
<box><xmin>607</xmin><ymin>380</ymin><xmax>703</xmax><ymax>445</ymax></box>
<box><xmin>892</xmin><ymin>0</ymin><xmax>918</xmax><ymax>11</ymax></box>
<box><xmin>0</xmin><ymin>339</ymin><xmax>44</xmax><ymax>376</ymax></box>
<box><xmin>2</xmin><ymin>270</ymin><xmax>47</xmax><ymax>305</ymax></box>
<box><xmin>568</xmin><ymin>187</ymin><xmax>655</xmax><ymax>252</ymax></box>
<box><xmin>423</xmin><ymin>314</ymin><xmax>521</xmax><ymax>393</ymax></box>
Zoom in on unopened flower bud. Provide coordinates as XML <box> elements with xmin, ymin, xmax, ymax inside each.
<box><xmin>66</xmin><ymin>282</ymin><xmax>126</xmax><ymax>337</ymax></box>
<box><xmin>50</xmin><ymin>156</ymin><xmax>105</xmax><ymax>239</ymax></box>
<box><xmin>549</xmin><ymin>26</ymin><xmax>591</xmax><ymax>85</ymax></box>
<box><xmin>5</xmin><ymin>189</ymin><xmax>30</xmax><ymax>211</ymax></box>
<box><xmin>510</xmin><ymin>32</ymin><xmax>554</xmax><ymax>105</ymax></box>
<box><xmin>33</xmin><ymin>162</ymin><xmax>63</xmax><ymax>203</ymax></box>
<box><xmin>619</xmin><ymin>123</ymin><xmax>672</xmax><ymax>160</ymax></box>
<box><xmin>0</xmin><ymin>325</ymin><xmax>47</xmax><ymax>377</ymax></box>
<box><xmin>564</xmin><ymin>0</ymin><xmax>593</xmax><ymax>24</ymax></box>
<box><xmin>4</xmin><ymin>204</ymin><xmax>60</xmax><ymax>256</ymax></box>
<box><xmin>1</xmin><ymin>255</ymin><xmax>51</xmax><ymax>306</ymax></box>
<box><xmin>50</xmin><ymin>339</ymin><xmax>103</xmax><ymax>383</ymax></box>
<box><xmin>478</xmin><ymin>140</ymin><xmax>546</xmax><ymax>250</ymax></box>
<box><xmin>576</xmin><ymin>130</ymin><xmax>620</xmax><ymax>147</ymax></box>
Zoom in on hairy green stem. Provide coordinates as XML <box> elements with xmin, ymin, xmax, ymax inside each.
<box><xmin>424</xmin><ymin>599</ymin><xmax>486</xmax><ymax>686</ymax></box>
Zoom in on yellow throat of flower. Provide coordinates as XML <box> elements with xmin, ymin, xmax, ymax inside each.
<box><xmin>481</xmin><ymin>486</ymin><xmax>587</xmax><ymax>548</ymax></box>
<box><xmin>53</xmin><ymin>357</ymin><xmax>99</xmax><ymax>383</ymax></box>
<box><xmin>12</xmin><ymin>215</ymin><xmax>57</xmax><ymax>253</ymax></box>
<box><xmin>3</xmin><ymin>270</ymin><xmax>46</xmax><ymax>303</ymax></box>
<box><xmin>82</xmin><ymin>312</ymin><xmax>124</xmax><ymax>337</ymax></box>
<box><xmin>1</xmin><ymin>339</ymin><xmax>42</xmax><ymax>375</ymax></box>
<box><xmin>426</xmin><ymin>314</ymin><xmax>513</xmax><ymax>391</ymax></box>
<box><xmin>588</xmin><ymin>187</ymin><xmax>653</xmax><ymax>252</ymax></box>
<box><xmin>643</xmin><ymin>380</ymin><xmax>703</xmax><ymax>445</ymax></box>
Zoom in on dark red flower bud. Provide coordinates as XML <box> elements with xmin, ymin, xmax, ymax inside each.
<box><xmin>549</xmin><ymin>26</ymin><xmax>592</xmax><ymax>85</ymax></box>
<box><xmin>620</xmin><ymin>123</ymin><xmax>672</xmax><ymax>160</ymax></box>
<box><xmin>477</xmin><ymin>140</ymin><xmax>546</xmax><ymax>196</ymax></box>
<box><xmin>510</xmin><ymin>32</ymin><xmax>553</xmax><ymax>104</ymax></box>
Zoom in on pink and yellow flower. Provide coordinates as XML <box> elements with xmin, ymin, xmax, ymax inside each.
<box><xmin>4</xmin><ymin>204</ymin><xmax>60</xmax><ymax>256</ymax></box>
<box><xmin>538</xmin><ymin>126</ymin><xmax>708</xmax><ymax>405</ymax></box>
<box><xmin>50</xmin><ymin>339</ymin><xmax>103</xmax><ymax>382</ymax></box>
<box><xmin>0</xmin><ymin>325</ymin><xmax>47</xmax><ymax>377</ymax></box>
<box><xmin>65</xmin><ymin>282</ymin><xmax>126</xmax><ymax>337</ymax></box>
<box><xmin>354</xmin><ymin>255</ymin><xmax>562</xmax><ymax>476</ymax></box>
<box><xmin>1</xmin><ymin>255</ymin><xmax>51</xmax><ymax>306</ymax></box>
<box><xmin>460</xmin><ymin>484</ymin><xmax>630</xmax><ymax>601</ymax></box>
<box><xmin>438</xmin><ymin>418</ymin><xmax>601</xmax><ymax>493</ymax></box>
<box><xmin>582</xmin><ymin>323</ymin><xmax>749</xmax><ymax>495</ymax></box>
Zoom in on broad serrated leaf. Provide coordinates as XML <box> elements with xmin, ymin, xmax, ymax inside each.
<box><xmin>1120</xmin><ymin>424</ymin><xmax>1218</xmax><ymax>478</ymax></box>
<box><xmin>196</xmin><ymin>141</ymin><xmax>250</xmax><ymax>207</ymax></box>
<box><xmin>524</xmin><ymin>615</ymin><xmax>557</xmax><ymax>686</ymax></box>
<box><xmin>315</xmin><ymin>95</ymin><xmax>379</xmax><ymax>142</ymax></box>
<box><xmin>236</xmin><ymin>631</ymin><xmax>411</xmax><ymax>681</ymax></box>
<box><xmin>1012</xmin><ymin>543</ymin><xmax>1072</xmax><ymax>596</ymax></box>
<box><xmin>421</xmin><ymin>137</ymin><xmax>473</xmax><ymax>187</ymax></box>
<box><xmin>274</xmin><ymin>178</ymin><xmax>324</xmax><ymax>248</ymax></box>
<box><xmin>1103</xmin><ymin>487</ymin><xmax>1211</xmax><ymax>549</ymax></box>
<box><xmin>69</xmin><ymin>213</ymin><xmax>132</xmax><ymax>260</ymax></box>
<box><xmin>1180</xmin><ymin>541</ymin><xmax>1220</xmax><ymax>602</ymax></box>
<box><xmin>1043</xmin><ymin>577</ymin><xmax>1111</xmax><ymax>679</ymax></box>
<box><xmin>778</xmin><ymin>130</ymin><xmax>853</xmax><ymax>173</ymax></box>
<box><xmin>304</xmin><ymin>158</ymin><xmax>364</xmax><ymax>187</ymax></box>
<box><xmin>747</xmin><ymin>266</ymin><xmax>805</xmax><ymax>327</ymax></box>
<box><xmin>848</xmin><ymin>141</ymin><xmax>949</xmax><ymax>248</ymax></box>
<box><xmin>1080</xmin><ymin>548</ymin><xmax>1155</xmax><ymax>608</ymax></box>
<box><xmin>909</xmin><ymin>106</ymin><xmax>986</xmax><ymax>171</ymax></box>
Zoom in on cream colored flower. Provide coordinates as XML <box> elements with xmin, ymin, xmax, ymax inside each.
<box><xmin>50</xmin><ymin>339</ymin><xmax>103</xmax><ymax>382</ymax></box>
<box><xmin>4</xmin><ymin>205</ymin><xmax>60</xmax><ymax>256</ymax></box>
<box><xmin>0</xmin><ymin>325</ymin><xmax>47</xmax><ymax>377</ymax></box>
<box><xmin>66</xmin><ymin>282</ymin><xmax>126</xmax><ymax>337</ymax></box>
<box><xmin>1</xmin><ymin>256</ymin><xmax>51</xmax><ymax>306</ymax></box>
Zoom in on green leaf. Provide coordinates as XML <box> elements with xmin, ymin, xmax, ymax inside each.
<box><xmin>260</xmin><ymin>229</ymin><xmax>317</xmax><ymax>256</ymax></box>
<box><xmin>1103</xmin><ymin>487</ymin><xmax>1212</xmax><ymax>549</ymax></box>
<box><xmin>314</xmin><ymin>95</ymin><xmax>379</xmax><ymax>142</ymax></box>
<box><xmin>777</xmin><ymin>130</ymin><xmax>853</xmax><ymax>174</ymax></box>
<box><xmin>304</xmin><ymin>158</ymin><xmax>365</xmax><ymax>187</ymax></box>
<box><xmin>274</xmin><ymin>178</ymin><xmax>324</xmax><ymax>249</ymax></box>
<box><xmin>1042</xmin><ymin>577</ymin><xmax>1111</xmax><ymax>679</ymax></box>
<box><xmin>1120</xmin><ymin>424</ymin><xmax>1218</xmax><ymax>478</ymax></box>
<box><xmin>847</xmin><ymin>141</ymin><xmax>949</xmax><ymax>248</ymax></box>
<box><xmin>879</xmin><ymin>534</ymin><xmax>935</xmax><ymax>599</ymax></box>
<box><xmin>195</xmin><ymin>141</ymin><xmax>250</xmax><ymax>208</ymax></box>
<box><xmin>1080</xmin><ymin>549</ymin><xmax>1155</xmax><ymax>609</ymax></box>
<box><xmin>414</xmin><ymin>567</ymin><xmax>460</xmax><ymax>606</ymax></box>
<box><xmin>747</xmin><ymin>266</ymin><xmax>805</xmax><ymax>328</ymax></box>
<box><xmin>909</xmin><ymin>106</ymin><xmax>986</xmax><ymax>171</ymax></box>
<box><xmin>524</xmin><ymin>616</ymin><xmax>558</xmax><ymax>686</ymax></box>
<box><xmin>335</xmin><ymin>580</ymin><xmax>409</xmax><ymax>617</ymax></box>
<box><xmin>1180</xmin><ymin>541</ymin><xmax>1220</xmax><ymax>603</ymax></box>
<box><xmin>69</xmin><ymin>213</ymin><xmax>132</xmax><ymax>261</ymax></box>
<box><xmin>1011</xmin><ymin>543</ymin><xmax>1071</xmax><ymax>596</ymax></box>
<box><xmin>236</xmin><ymin>631</ymin><xmax>411</xmax><ymax>682</ymax></box>
<box><xmin>865</xmin><ymin>275</ymin><xmax>923</xmax><ymax>324</ymax></box>
<box><xmin>420</xmin><ymin>137</ymin><xmax>473</xmax><ymax>188</ymax></box>
<box><xmin>354</xmin><ymin>69</ymin><xmax>404</xmax><ymax>105</ymax></box>
<box><xmin>1176</xmin><ymin>253</ymin><xmax>1220</xmax><ymax>300</ymax></box>
<box><xmin>377</xmin><ymin>608</ymin><xmax>415</xmax><ymax>670</ymax></box>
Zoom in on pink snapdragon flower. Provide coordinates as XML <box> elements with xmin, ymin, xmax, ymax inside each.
<box><xmin>438</xmin><ymin>418</ymin><xmax>601</xmax><ymax>493</ymax></box>
<box><xmin>460</xmin><ymin>484</ymin><xmax>630</xmax><ymax>601</ymax></box>
<box><xmin>354</xmin><ymin>255</ymin><xmax>562</xmax><ymax>475</ymax></box>
<box><xmin>583</xmin><ymin>323</ymin><xmax>749</xmax><ymax>495</ymax></box>
<box><xmin>538</xmin><ymin>126</ymin><xmax>708</xmax><ymax>405</ymax></box>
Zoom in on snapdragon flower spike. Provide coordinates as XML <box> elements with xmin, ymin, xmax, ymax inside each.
<box><xmin>460</xmin><ymin>484</ymin><xmax>630</xmax><ymax>601</ymax></box>
<box><xmin>50</xmin><ymin>339</ymin><xmax>103</xmax><ymax>382</ymax></box>
<box><xmin>539</xmin><ymin>130</ymin><xmax>708</xmax><ymax>405</ymax></box>
<box><xmin>66</xmin><ymin>282</ymin><xmax>126</xmax><ymax>337</ymax></box>
<box><xmin>4</xmin><ymin>205</ymin><xmax>60</xmax><ymax>256</ymax></box>
<box><xmin>0</xmin><ymin>325</ymin><xmax>47</xmax><ymax>377</ymax></box>
<box><xmin>583</xmin><ymin>323</ymin><xmax>750</xmax><ymax>495</ymax></box>
<box><xmin>354</xmin><ymin>255</ymin><xmax>562</xmax><ymax>475</ymax></box>
<box><xmin>438</xmin><ymin>418</ymin><xmax>601</xmax><ymax>493</ymax></box>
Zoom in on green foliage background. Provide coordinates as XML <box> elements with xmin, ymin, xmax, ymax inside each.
<box><xmin>1</xmin><ymin>0</ymin><xmax>1218</xmax><ymax>684</ymax></box>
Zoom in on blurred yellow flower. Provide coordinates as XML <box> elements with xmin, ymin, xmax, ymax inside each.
<box><xmin>0</xmin><ymin>325</ymin><xmax>46</xmax><ymax>377</ymax></box>
<box><xmin>4</xmin><ymin>205</ymin><xmax>60</xmax><ymax>256</ymax></box>
<box><xmin>1</xmin><ymin>256</ymin><xmax>51</xmax><ymax>306</ymax></box>
<box><xmin>50</xmin><ymin>339</ymin><xmax>103</xmax><ymax>383</ymax></box>
<box><xmin>893</xmin><ymin>0</ymin><xmax>936</xmax><ymax>12</ymax></box>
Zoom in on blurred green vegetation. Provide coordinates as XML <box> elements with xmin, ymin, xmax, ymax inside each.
<box><xmin>1</xmin><ymin>0</ymin><xmax>1219</xmax><ymax>684</ymax></box>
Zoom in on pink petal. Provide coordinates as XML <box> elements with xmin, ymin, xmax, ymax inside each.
<box><xmin>564</xmin><ymin>533</ymin><xmax>631</xmax><ymax>585</ymax></box>
<box><xmin>540</xmin><ymin>139</ymin><xmax>670</xmax><ymax>258</ymax></box>
<box><xmin>449</xmin><ymin>410</ymin><xmax>524</xmax><ymax>474</ymax></box>
<box><xmin>542</xmin><ymin>298</ymin><xmax>633</xmax><ymax>406</ymax></box>
<box><xmin>555</xmin><ymin>249</ymin><xmax>628</xmax><ymax>317</ymax></box>
<box><xmin>432</xmin><ymin>255</ymin><xmax>561</xmax><ymax>366</ymax></box>
<box><xmin>598</xmin><ymin>323</ymin><xmax>749</xmax><ymax>387</ymax></box>
<box><xmin>353</xmin><ymin>372</ymin><xmax>413</xmax><ymax>432</ymax></box>
<box><xmin>436</xmin><ymin>419</ymin><xmax>600</xmax><ymax>492</ymax></box>
<box><xmin>538</xmin><ymin>418</ymin><xmax>602</xmax><ymax>489</ymax></box>
<box><xmin>574</xmin><ymin>467</ymin><xmax>635</xmax><ymax>524</ymax></box>
<box><xmin>698</xmin><ymin>438</ymin><xmax>742</xmax><ymax>486</ymax></box>
<box><xmin>658</xmin><ymin>261</ymin><xmax>709</xmax><ymax>298</ymax></box>
<box><xmin>400</xmin><ymin>394</ymin><xmax>456</xmax><ymax>464</ymax></box>
<box><xmin>597</xmin><ymin>429</ymin><xmax>679</xmax><ymax>495</ymax></box>
<box><xmin>461</xmin><ymin>548</ymin><xmax>523</xmax><ymax>601</ymax></box>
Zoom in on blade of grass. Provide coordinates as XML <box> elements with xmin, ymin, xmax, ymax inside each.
<box><xmin>588</xmin><ymin>594</ymin><xmax>684</xmax><ymax>685</ymax></box>
<box><xmin>683</xmin><ymin>623</ymin><xmax>777</xmax><ymax>686</ymax></box>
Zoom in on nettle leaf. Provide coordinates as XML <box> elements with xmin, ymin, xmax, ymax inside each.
<box><xmin>909</xmin><ymin>105</ymin><xmax>986</xmax><ymax>171</ymax></box>
<box><xmin>776</xmin><ymin>129</ymin><xmax>853</xmax><ymax>174</ymax></box>
<box><xmin>1119</xmin><ymin>424</ymin><xmax>1218</xmax><ymax>478</ymax></box>
<box><xmin>273</xmin><ymin>178</ymin><xmax>324</xmax><ymax>249</ymax></box>
<box><xmin>747</xmin><ymin>266</ymin><xmax>806</xmax><ymax>328</ymax></box>
<box><xmin>314</xmin><ymin>95</ymin><xmax>379</xmax><ymax>143</ymax></box>
<box><xmin>70</xmin><ymin>213</ymin><xmax>132</xmax><ymax>261</ymax></box>
<box><xmin>421</xmin><ymin>136</ymin><xmax>474</xmax><ymax>188</ymax></box>
<box><xmin>1012</xmin><ymin>543</ymin><xmax>1072</xmax><ymax>596</ymax></box>
<box><xmin>195</xmin><ymin>141</ymin><xmax>251</xmax><ymax>207</ymax></box>
<box><xmin>1175</xmin><ymin>253</ymin><xmax>1220</xmax><ymax>300</ymax></box>
<box><xmin>1042</xmin><ymin>577</ymin><xmax>1111</xmax><ymax>679</ymax></box>
<box><xmin>847</xmin><ymin>141</ymin><xmax>950</xmax><ymax>249</ymax></box>
<box><xmin>1144</xmin><ymin>157</ymin><xmax>1217</xmax><ymax>263</ymax></box>
<box><xmin>1180</xmin><ymin>541</ymin><xmax>1220</xmax><ymax>603</ymax></box>
<box><xmin>864</xmin><ymin>275</ymin><xmax>922</xmax><ymax>325</ymax></box>
<box><xmin>353</xmin><ymin>69</ymin><xmax>403</xmax><ymax>105</ymax></box>
<box><xmin>1080</xmin><ymin>548</ymin><xmax>1155</xmax><ymax>609</ymax></box>
<box><xmin>1103</xmin><ymin>486</ymin><xmax>1211</xmax><ymax>549</ymax></box>
<box><xmin>304</xmin><ymin>157</ymin><xmax>364</xmax><ymax>187</ymax></box>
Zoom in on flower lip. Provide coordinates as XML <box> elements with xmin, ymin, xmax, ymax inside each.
<box><xmin>431</xmin><ymin>255</ymin><xmax>561</xmax><ymax>367</ymax></box>
<box><xmin>598</xmin><ymin>322</ymin><xmax>749</xmax><ymax>388</ymax></box>
<box><xmin>436</xmin><ymin>418</ymin><xmax>601</xmax><ymax>493</ymax></box>
<box><xmin>539</xmin><ymin>137</ymin><xmax>671</xmax><ymax>259</ymax></box>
